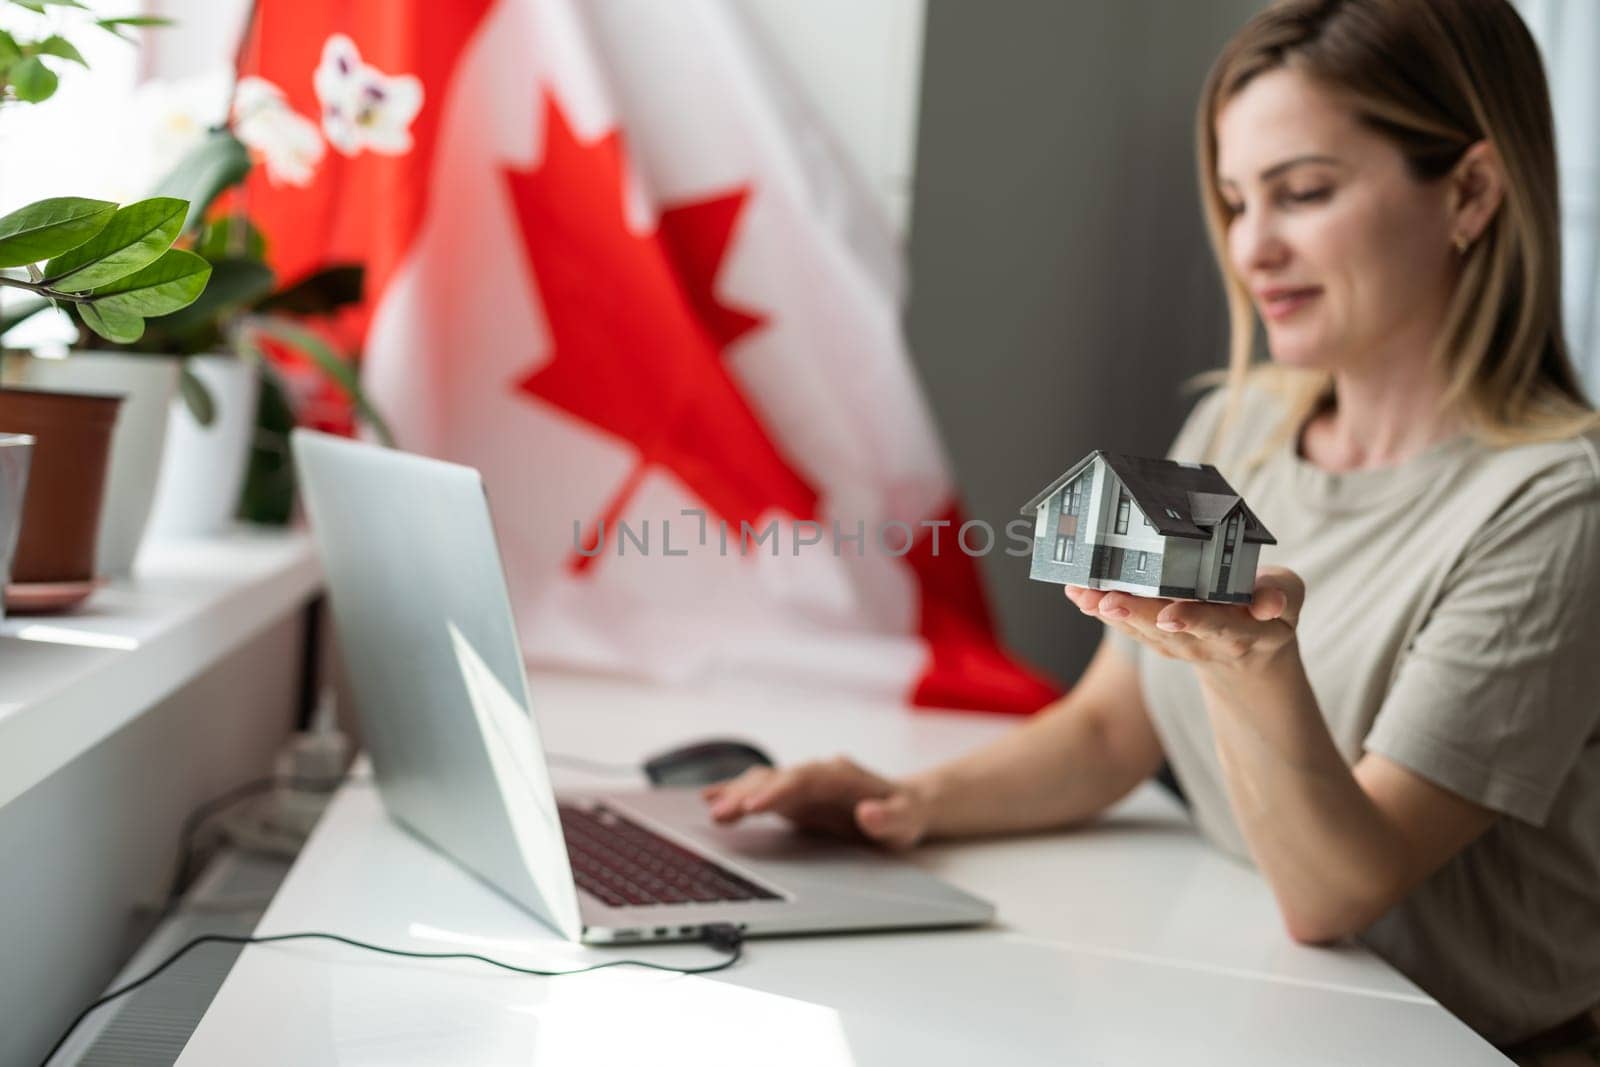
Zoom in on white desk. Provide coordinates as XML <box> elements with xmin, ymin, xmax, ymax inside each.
<box><xmin>180</xmin><ymin>670</ymin><xmax>1510</xmax><ymax>1065</ymax></box>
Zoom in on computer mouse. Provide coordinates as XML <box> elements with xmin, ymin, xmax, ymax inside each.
<box><xmin>643</xmin><ymin>739</ymin><xmax>775</xmax><ymax>787</ymax></box>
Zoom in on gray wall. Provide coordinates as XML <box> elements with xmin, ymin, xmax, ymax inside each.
<box><xmin>907</xmin><ymin>0</ymin><xmax>1262</xmax><ymax>687</ymax></box>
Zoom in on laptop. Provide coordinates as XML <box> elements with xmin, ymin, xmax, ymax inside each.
<box><xmin>292</xmin><ymin>429</ymin><xmax>994</xmax><ymax>945</ymax></box>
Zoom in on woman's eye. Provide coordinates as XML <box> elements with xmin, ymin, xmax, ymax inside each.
<box><xmin>1221</xmin><ymin>200</ymin><xmax>1246</xmax><ymax>218</ymax></box>
<box><xmin>1283</xmin><ymin>186</ymin><xmax>1333</xmax><ymax>205</ymax></box>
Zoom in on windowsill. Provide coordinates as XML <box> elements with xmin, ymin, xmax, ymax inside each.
<box><xmin>0</xmin><ymin>527</ymin><xmax>321</xmax><ymax>810</ymax></box>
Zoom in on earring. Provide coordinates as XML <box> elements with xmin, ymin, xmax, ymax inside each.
<box><xmin>1453</xmin><ymin>232</ymin><xmax>1472</xmax><ymax>254</ymax></box>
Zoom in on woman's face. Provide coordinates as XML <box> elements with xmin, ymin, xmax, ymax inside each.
<box><xmin>1214</xmin><ymin>67</ymin><xmax>1457</xmax><ymax>373</ymax></box>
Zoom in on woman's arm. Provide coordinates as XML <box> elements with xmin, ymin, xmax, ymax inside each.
<box><xmin>1074</xmin><ymin>573</ymin><xmax>1495</xmax><ymax>943</ymax></box>
<box><xmin>703</xmin><ymin>635</ymin><xmax>1166</xmax><ymax>846</ymax></box>
<box><xmin>909</xmin><ymin>636</ymin><xmax>1166</xmax><ymax>839</ymax></box>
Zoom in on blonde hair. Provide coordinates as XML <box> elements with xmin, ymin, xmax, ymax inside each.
<box><xmin>1196</xmin><ymin>0</ymin><xmax>1598</xmax><ymax>455</ymax></box>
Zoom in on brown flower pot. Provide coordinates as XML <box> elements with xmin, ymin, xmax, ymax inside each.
<box><xmin>0</xmin><ymin>386</ymin><xmax>122</xmax><ymax>584</ymax></box>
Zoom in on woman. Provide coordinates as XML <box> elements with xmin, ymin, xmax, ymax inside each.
<box><xmin>702</xmin><ymin>0</ymin><xmax>1600</xmax><ymax>1057</ymax></box>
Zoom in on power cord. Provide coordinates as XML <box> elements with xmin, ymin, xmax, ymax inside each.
<box><xmin>543</xmin><ymin>751</ymin><xmax>643</xmax><ymax>777</ymax></box>
<box><xmin>40</xmin><ymin>924</ymin><xmax>744</xmax><ymax>1066</ymax></box>
<box><xmin>157</xmin><ymin>773</ymin><xmax>346</xmax><ymax>920</ymax></box>
<box><xmin>53</xmin><ymin>768</ymin><xmax>742</xmax><ymax>1065</ymax></box>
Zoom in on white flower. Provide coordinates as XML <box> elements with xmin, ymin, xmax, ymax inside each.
<box><xmin>232</xmin><ymin>76</ymin><xmax>325</xmax><ymax>187</ymax></box>
<box><xmin>313</xmin><ymin>34</ymin><xmax>423</xmax><ymax>157</ymax></box>
<box><xmin>130</xmin><ymin>70</ymin><xmax>232</xmax><ymax>183</ymax></box>
<box><xmin>80</xmin><ymin>69</ymin><xmax>232</xmax><ymax>203</ymax></box>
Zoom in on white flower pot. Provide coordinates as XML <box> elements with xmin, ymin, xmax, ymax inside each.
<box><xmin>147</xmin><ymin>355</ymin><xmax>261</xmax><ymax>540</ymax></box>
<box><xmin>6</xmin><ymin>351</ymin><xmax>179</xmax><ymax>578</ymax></box>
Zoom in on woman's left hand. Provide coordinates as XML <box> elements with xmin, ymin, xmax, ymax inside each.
<box><xmin>1065</xmin><ymin>565</ymin><xmax>1306</xmax><ymax>672</ymax></box>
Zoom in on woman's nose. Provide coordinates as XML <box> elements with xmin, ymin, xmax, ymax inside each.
<box><xmin>1231</xmin><ymin>209</ymin><xmax>1291</xmax><ymax>276</ymax></box>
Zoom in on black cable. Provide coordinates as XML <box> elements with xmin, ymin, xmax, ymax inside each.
<box><xmin>159</xmin><ymin>756</ymin><xmax>629</xmax><ymax>918</ymax></box>
<box><xmin>543</xmin><ymin>751</ymin><xmax>643</xmax><ymax>777</ymax></box>
<box><xmin>40</xmin><ymin>924</ymin><xmax>743</xmax><ymax>1066</ymax></box>
<box><xmin>160</xmin><ymin>773</ymin><xmax>346</xmax><ymax>919</ymax></box>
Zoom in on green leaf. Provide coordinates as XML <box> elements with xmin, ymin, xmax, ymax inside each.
<box><xmin>95</xmin><ymin>15</ymin><xmax>170</xmax><ymax>27</ymax></box>
<box><xmin>194</xmin><ymin>216</ymin><xmax>267</xmax><ymax>262</ymax></box>
<box><xmin>79</xmin><ymin>301</ymin><xmax>144</xmax><ymax>343</ymax></box>
<box><xmin>178</xmin><ymin>363</ymin><xmax>216</xmax><ymax>427</ymax></box>
<box><xmin>150</xmin><ymin>256</ymin><xmax>274</xmax><ymax>335</ymax></box>
<box><xmin>256</xmin><ymin>265</ymin><xmax>364</xmax><ymax>316</ymax></box>
<box><xmin>45</xmin><ymin>197</ymin><xmax>187</xmax><ymax>290</ymax></box>
<box><xmin>0</xmin><ymin>31</ymin><xmax>21</xmax><ymax>67</ymax></box>
<box><xmin>0</xmin><ymin>196</ymin><xmax>116</xmax><ymax>269</ymax></box>
<box><xmin>10</xmin><ymin>1</ymin><xmax>48</xmax><ymax>12</ymax></box>
<box><xmin>31</xmin><ymin>0</ymin><xmax>91</xmax><ymax>8</ymax></box>
<box><xmin>240</xmin><ymin>315</ymin><xmax>395</xmax><ymax>446</ymax></box>
<box><xmin>9</xmin><ymin>55</ymin><xmax>58</xmax><ymax>103</ymax></box>
<box><xmin>34</xmin><ymin>35</ymin><xmax>86</xmax><ymax>66</ymax></box>
<box><xmin>89</xmin><ymin>248</ymin><xmax>212</xmax><ymax>317</ymax></box>
<box><xmin>150</xmin><ymin>131</ymin><xmax>251</xmax><ymax>234</ymax></box>
<box><xmin>236</xmin><ymin>363</ymin><xmax>298</xmax><ymax>525</ymax></box>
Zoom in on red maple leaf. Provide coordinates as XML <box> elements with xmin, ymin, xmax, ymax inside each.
<box><xmin>504</xmin><ymin>92</ymin><xmax>818</xmax><ymax>570</ymax></box>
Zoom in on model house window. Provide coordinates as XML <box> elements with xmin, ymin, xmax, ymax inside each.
<box><xmin>1144</xmin><ymin>514</ymin><xmax>1153</xmax><ymax>527</ymax></box>
<box><xmin>1054</xmin><ymin>536</ymin><xmax>1073</xmax><ymax>563</ymax></box>
<box><xmin>1115</xmin><ymin>491</ymin><xmax>1130</xmax><ymax>534</ymax></box>
<box><xmin>1136</xmin><ymin>551</ymin><xmax>1147</xmax><ymax>571</ymax></box>
<box><xmin>1060</xmin><ymin>482</ymin><xmax>1083</xmax><ymax>516</ymax></box>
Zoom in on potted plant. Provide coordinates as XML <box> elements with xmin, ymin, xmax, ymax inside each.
<box><xmin>6</xmin><ymin>134</ymin><xmax>393</xmax><ymax>537</ymax></box>
<box><xmin>0</xmin><ymin>2</ymin><xmax>211</xmax><ymax>609</ymax></box>
<box><xmin>90</xmin><ymin>125</ymin><xmax>391</xmax><ymax>531</ymax></box>
<box><xmin>1</xmin><ymin>195</ymin><xmax>200</xmax><ymax>577</ymax></box>
<box><xmin>4</xmin><ymin>21</ymin><xmax>393</xmax><ymax>553</ymax></box>
<box><xmin>112</xmin><ymin>124</ymin><xmax>392</xmax><ymax>533</ymax></box>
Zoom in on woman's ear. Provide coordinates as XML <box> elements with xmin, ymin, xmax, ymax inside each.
<box><xmin>1447</xmin><ymin>140</ymin><xmax>1505</xmax><ymax>250</ymax></box>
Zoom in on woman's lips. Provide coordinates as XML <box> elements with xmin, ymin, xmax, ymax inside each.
<box><xmin>1258</xmin><ymin>286</ymin><xmax>1321</xmax><ymax>322</ymax></box>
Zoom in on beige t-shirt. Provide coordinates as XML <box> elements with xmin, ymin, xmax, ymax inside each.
<box><xmin>1107</xmin><ymin>381</ymin><xmax>1600</xmax><ymax>1045</ymax></box>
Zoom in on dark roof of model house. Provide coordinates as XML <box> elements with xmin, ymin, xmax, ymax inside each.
<box><xmin>1020</xmin><ymin>450</ymin><xmax>1276</xmax><ymax>545</ymax></box>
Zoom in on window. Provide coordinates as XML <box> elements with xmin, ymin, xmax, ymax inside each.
<box><xmin>1136</xmin><ymin>551</ymin><xmax>1147</xmax><ymax>571</ymax></box>
<box><xmin>1144</xmin><ymin>514</ymin><xmax>1153</xmax><ymax>527</ymax></box>
<box><xmin>1054</xmin><ymin>536</ymin><xmax>1074</xmax><ymax>563</ymax></box>
<box><xmin>1059</xmin><ymin>480</ymin><xmax>1083</xmax><ymax>516</ymax></box>
<box><xmin>1115</xmin><ymin>491</ymin><xmax>1130</xmax><ymax>534</ymax></box>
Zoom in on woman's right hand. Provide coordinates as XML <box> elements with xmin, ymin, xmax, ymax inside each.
<box><xmin>700</xmin><ymin>756</ymin><xmax>933</xmax><ymax>850</ymax></box>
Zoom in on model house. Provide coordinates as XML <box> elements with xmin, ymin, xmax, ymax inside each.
<box><xmin>1021</xmin><ymin>451</ymin><xmax>1276</xmax><ymax>603</ymax></box>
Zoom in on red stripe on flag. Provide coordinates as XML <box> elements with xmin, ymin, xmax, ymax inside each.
<box><xmin>904</xmin><ymin>503</ymin><xmax>1063</xmax><ymax>714</ymax></box>
<box><xmin>237</xmin><ymin>0</ymin><xmax>495</xmax><ymax>296</ymax></box>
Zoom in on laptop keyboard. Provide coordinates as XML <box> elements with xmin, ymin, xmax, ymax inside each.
<box><xmin>558</xmin><ymin>802</ymin><xmax>782</xmax><ymax>908</ymax></box>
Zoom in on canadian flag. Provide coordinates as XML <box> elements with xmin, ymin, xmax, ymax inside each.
<box><xmin>236</xmin><ymin>0</ymin><xmax>1060</xmax><ymax>713</ymax></box>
